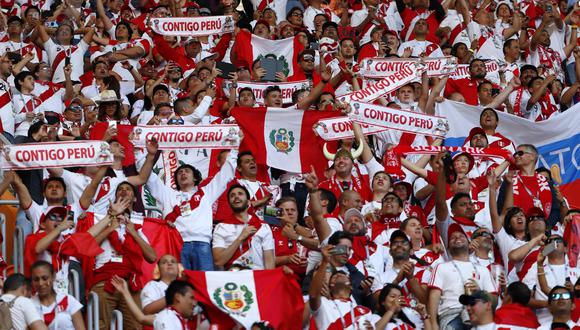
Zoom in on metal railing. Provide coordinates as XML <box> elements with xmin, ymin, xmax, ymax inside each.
<box><xmin>0</xmin><ymin>213</ymin><xmax>5</xmax><ymax>278</ymax></box>
<box><xmin>87</xmin><ymin>291</ymin><xmax>99</xmax><ymax>330</ymax></box>
<box><xmin>12</xmin><ymin>226</ymin><xmax>24</xmax><ymax>274</ymax></box>
<box><xmin>68</xmin><ymin>268</ymin><xmax>81</xmax><ymax>302</ymax></box>
<box><xmin>0</xmin><ymin>199</ymin><xmax>19</xmax><ymax>206</ymax></box>
<box><xmin>110</xmin><ymin>310</ymin><xmax>123</xmax><ymax>330</ymax></box>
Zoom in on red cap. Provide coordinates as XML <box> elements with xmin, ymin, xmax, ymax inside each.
<box><xmin>254</xmin><ymin>20</ymin><xmax>270</xmax><ymax>29</ymax></box>
<box><xmin>393</xmin><ymin>181</ymin><xmax>412</xmax><ymax>199</ymax></box>
<box><xmin>465</xmin><ymin>127</ymin><xmax>488</xmax><ymax>144</ymax></box>
<box><xmin>40</xmin><ymin>206</ymin><xmax>68</xmax><ymax>223</ymax></box>
<box><xmin>448</xmin><ymin>223</ymin><xmax>468</xmax><ymax>240</ymax></box>
<box><xmin>525</xmin><ymin>207</ymin><xmax>545</xmax><ymax>219</ymax></box>
<box><xmin>452</xmin><ymin>151</ymin><xmax>475</xmax><ymax>173</ymax></box>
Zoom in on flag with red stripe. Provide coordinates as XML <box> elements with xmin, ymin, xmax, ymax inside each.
<box><xmin>185</xmin><ymin>268</ymin><xmax>304</xmax><ymax>329</ymax></box>
<box><xmin>232</xmin><ymin>107</ymin><xmax>336</xmax><ymax>177</ymax></box>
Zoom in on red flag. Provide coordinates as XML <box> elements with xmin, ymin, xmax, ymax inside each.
<box><xmin>89</xmin><ymin>123</ymin><xmax>135</xmax><ymax>167</ymax></box>
<box><xmin>232</xmin><ymin>107</ymin><xmax>336</xmax><ymax>178</ymax></box>
<box><xmin>185</xmin><ymin>268</ymin><xmax>304</xmax><ymax>330</ymax></box>
<box><xmin>139</xmin><ymin>217</ymin><xmax>184</xmax><ymax>284</ymax></box>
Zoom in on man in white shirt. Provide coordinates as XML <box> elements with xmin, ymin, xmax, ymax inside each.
<box><xmin>153</xmin><ymin>280</ymin><xmax>197</xmax><ymax>330</ymax></box>
<box><xmin>537</xmin><ymin>286</ymin><xmax>579</xmax><ymax>330</ymax></box>
<box><xmin>459</xmin><ymin>290</ymin><xmax>496</xmax><ymax>330</ymax></box>
<box><xmin>212</xmin><ymin>184</ymin><xmax>275</xmax><ymax>270</ymax></box>
<box><xmin>0</xmin><ymin>273</ymin><xmax>47</xmax><ymax>330</ymax></box>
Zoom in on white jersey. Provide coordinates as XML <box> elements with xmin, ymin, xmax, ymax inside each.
<box><xmin>212</xmin><ymin>218</ymin><xmax>275</xmax><ymax>270</ymax></box>
<box><xmin>94</xmin><ymin>223</ymin><xmax>150</xmax><ymax>269</ymax></box>
<box><xmin>0</xmin><ymin>77</ymin><xmax>14</xmax><ymax>135</ymax></box>
<box><xmin>141</xmin><ymin>280</ymin><xmax>169</xmax><ymax>309</ymax></box>
<box><xmin>398</xmin><ymin>39</ymin><xmax>445</xmax><ymax>58</ymax></box>
<box><xmin>32</xmin><ymin>81</ymin><xmax>67</xmax><ymax>114</ymax></box>
<box><xmin>0</xmin><ymin>294</ymin><xmax>43</xmax><ymax>330</ymax></box>
<box><xmin>428</xmin><ymin>260</ymin><xmax>496</xmax><ymax>316</ymax></box>
<box><xmin>153</xmin><ymin>308</ymin><xmax>186</xmax><ymax>330</ymax></box>
<box><xmin>11</xmin><ymin>92</ymin><xmax>51</xmax><ymax>137</ymax></box>
<box><xmin>31</xmin><ymin>293</ymin><xmax>83</xmax><ymax>330</ymax></box>
<box><xmin>0</xmin><ymin>40</ymin><xmax>41</xmax><ymax>63</ymax></box>
<box><xmin>43</xmin><ymin>39</ymin><xmax>89</xmax><ymax>83</ymax></box>
<box><xmin>313</xmin><ymin>297</ymin><xmax>373</xmax><ymax>330</ymax></box>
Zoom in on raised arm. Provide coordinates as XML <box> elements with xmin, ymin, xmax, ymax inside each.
<box><xmin>79</xmin><ymin>165</ymin><xmax>109</xmax><ymax>210</ymax></box>
<box><xmin>305</xmin><ymin>166</ymin><xmax>332</xmax><ymax>242</ymax></box>
<box><xmin>111</xmin><ymin>276</ymin><xmax>155</xmax><ymax>326</ymax></box>
<box><xmin>526</xmin><ymin>75</ymin><xmax>555</xmax><ymax>111</ymax></box>
<box><xmin>127</xmin><ymin>138</ymin><xmax>159</xmax><ymax>187</ymax></box>
<box><xmin>126</xmin><ymin>221</ymin><xmax>157</xmax><ymax>263</ymax></box>
<box><xmin>488</xmin><ymin>171</ymin><xmax>503</xmax><ymax>233</ymax></box>
<box><xmin>11</xmin><ymin>172</ymin><xmax>32</xmax><ymax>210</ymax></box>
<box><xmin>309</xmin><ymin>246</ymin><xmax>332</xmax><ymax>311</ymax></box>
<box><xmin>434</xmin><ymin>155</ymin><xmax>448</xmax><ymax>222</ymax></box>
<box><xmin>352</xmin><ymin>121</ymin><xmax>374</xmax><ymax>164</ymax></box>
<box><xmin>486</xmin><ymin>78</ymin><xmax>520</xmax><ymax>109</ymax></box>
<box><xmin>95</xmin><ymin>0</ymin><xmax>113</xmax><ymax>35</ymax></box>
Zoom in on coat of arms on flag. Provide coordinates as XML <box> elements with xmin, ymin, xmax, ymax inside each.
<box><xmin>213</xmin><ymin>282</ymin><xmax>254</xmax><ymax>316</ymax></box>
<box><xmin>269</xmin><ymin>128</ymin><xmax>294</xmax><ymax>153</ymax></box>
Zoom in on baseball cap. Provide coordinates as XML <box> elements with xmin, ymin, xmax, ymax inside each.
<box><xmin>452</xmin><ymin>151</ymin><xmax>475</xmax><ymax>173</ymax></box>
<box><xmin>41</xmin><ymin>206</ymin><xmax>68</xmax><ymax>223</ymax></box>
<box><xmin>448</xmin><ymin>223</ymin><xmax>468</xmax><ymax>240</ymax></box>
<box><xmin>525</xmin><ymin>207</ymin><xmax>545</xmax><ymax>220</ymax></box>
<box><xmin>299</xmin><ymin>49</ymin><xmax>316</xmax><ymax>61</ymax></box>
<box><xmin>343</xmin><ymin>208</ymin><xmax>363</xmax><ymax>222</ymax></box>
<box><xmin>466</xmin><ymin>127</ymin><xmax>488</xmax><ymax>143</ymax></box>
<box><xmin>459</xmin><ymin>290</ymin><xmax>492</xmax><ymax>306</ymax></box>
<box><xmin>389</xmin><ymin>230</ymin><xmax>410</xmax><ymax>245</ymax></box>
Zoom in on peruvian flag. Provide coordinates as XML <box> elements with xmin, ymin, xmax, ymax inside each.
<box><xmin>231</xmin><ymin>30</ymin><xmax>304</xmax><ymax>76</ymax></box>
<box><xmin>185</xmin><ymin>268</ymin><xmax>304</xmax><ymax>329</ymax></box>
<box><xmin>232</xmin><ymin>107</ymin><xmax>336</xmax><ymax>177</ymax></box>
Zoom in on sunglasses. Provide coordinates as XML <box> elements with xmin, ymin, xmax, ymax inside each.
<box><xmin>67</xmin><ymin>105</ymin><xmax>83</xmax><ymax>112</ymax></box>
<box><xmin>472</xmin><ymin>231</ymin><xmax>494</xmax><ymax>240</ymax></box>
<box><xmin>47</xmin><ymin>213</ymin><xmax>64</xmax><ymax>222</ymax></box>
<box><xmin>550</xmin><ymin>292</ymin><xmax>572</xmax><ymax>301</ymax></box>
<box><xmin>513</xmin><ymin>150</ymin><xmax>533</xmax><ymax>157</ymax></box>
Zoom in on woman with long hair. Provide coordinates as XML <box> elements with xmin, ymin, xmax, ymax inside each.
<box><xmin>30</xmin><ymin>261</ymin><xmax>85</xmax><ymax>330</ymax></box>
<box><xmin>371</xmin><ymin>284</ymin><xmax>431</xmax><ymax>330</ymax></box>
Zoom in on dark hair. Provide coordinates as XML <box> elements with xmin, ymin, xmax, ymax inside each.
<box><xmin>24</xmin><ymin>5</ymin><xmax>40</xmax><ymax>17</ymax></box>
<box><xmin>504</xmin><ymin>207</ymin><xmax>524</xmax><ymax>236</ymax></box>
<box><xmin>55</xmin><ymin>23</ymin><xmax>75</xmax><ymax>44</ymax></box>
<box><xmin>165</xmin><ymin>280</ymin><xmax>194</xmax><ymax>305</ymax></box>
<box><xmin>503</xmin><ymin>38</ymin><xmax>518</xmax><ymax>54</ymax></box>
<box><xmin>237</xmin><ymin>151</ymin><xmax>254</xmax><ymax>168</ymax></box>
<box><xmin>377</xmin><ymin>284</ymin><xmax>416</xmax><ymax>327</ymax></box>
<box><xmin>174</xmin><ymin>164</ymin><xmax>202</xmax><ymax>190</ymax></box>
<box><xmin>14</xmin><ymin>71</ymin><xmax>34</xmax><ymax>92</ymax></box>
<box><xmin>328</xmin><ymin>230</ymin><xmax>353</xmax><ymax>245</ymax></box>
<box><xmin>251</xmin><ymin>321</ymin><xmax>275</xmax><ymax>330</ymax></box>
<box><xmin>382</xmin><ymin>192</ymin><xmax>403</xmax><ymax>207</ymax></box>
<box><xmin>451</xmin><ymin>42</ymin><xmax>467</xmax><ymax>57</ymax></box>
<box><xmin>3</xmin><ymin>273</ymin><xmax>28</xmax><ymax>292</ymax></box>
<box><xmin>174</xmin><ymin>97</ymin><xmax>192</xmax><ymax>116</ymax></box>
<box><xmin>116</xmin><ymin>21</ymin><xmax>133</xmax><ymax>40</ymax></box>
<box><xmin>520</xmin><ymin>64</ymin><xmax>538</xmax><ymax>75</ymax></box>
<box><xmin>291</xmin><ymin>88</ymin><xmax>307</xmax><ymax>104</ymax></box>
<box><xmin>44</xmin><ymin>177</ymin><xmax>67</xmax><ymax>192</ymax></box>
<box><xmin>373</xmin><ymin>171</ymin><xmax>393</xmax><ymax>187</ymax></box>
<box><xmin>469</xmin><ymin>58</ymin><xmax>485</xmax><ymax>70</ymax></box>
<box><xmin>535</xmin><ymin>167</ymin><xmax>552</xmax><ymax>181</ymax></box>
<box><xmin>450</xmin><ymin>192</ymin><xmax>472</xmax><ymax>209</ymax></box>
<box><xmin>154</xmin><ymin>102</ymin><xmax>173</xmax><ymax>115</ymax></box>
<box><xmin>238</xmin><ymin>87</ymin><xmax>255</xmax><ymax>101</ymax></box>
<box><xmin>528</xmin><ymin>76</ymin><xmax>544</xmax><ymax>89</ymax></box>
<box><xmin>286</xmin><ymin>6</ymin><xmax>303</xmax><ymax>20</ymax></box>
<box><xmin>227</xmin><ymin>184</ymin><xmax>251</xmax><ymax>200</ymax></box>
<box><xmin>548</xmin><ymin>286</ymin><xmax>573</xmax><ymax>304</ymax></box>
<box><xmin>480</xmin><ymin>108</ymin><xmax>499</xmax><ymax>123</ymax></box>
<box><xmin>264</xmin><ymin>85</ymin><xmax>281</xmax><ymax>99</ymax></box>
<box><xmin>319</xmin><ymin>188</ymin><xmax>337</xmax><ymax>214</ymax></box>
<box><xmin>92</xmin><ymin>60</ymin><xmax>108</xmax><ymax>72</ymax></box>
<box><xmin>477</xmin><ymin>80</ymin><xmax>493</xmax><ymax>92</ymax></box>
<box><xmin>506</xmin><ymin>282</ymin><xmax>531</xmax><ymax>305</ymax></box>
<box><xmin>31</xmin><ymin>260</ymin><xmax>55</xmax><ymax>276</ymax></box>
<box><xmin>115</xmin><ymin>181</ymin><xmax>138</xmax><ymax>199</ymax></box>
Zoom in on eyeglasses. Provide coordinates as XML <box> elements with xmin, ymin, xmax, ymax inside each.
<box><xmin>291</xmin><ymin>12</ymin><xmax>303</xmax><ymax>17</ymax></box>
<box><xmin>47</xmin><ymin>213</ymin><xmax>64</xmax><ymax>222</ymax></box>
<box><xmin>550</xmin><ymin>292</ymin><xmax>572</xmax><ymax>301</ymax></box>
<box><xmin>513</xmin><ymin>150</ymin><xmax>533</xmax><ymax>157</ymax></box>
<box><xmin>67</xmin><ymin>105</ymin><xmax>83</xmax><ymax>112</ymax></box>
<box><xmin>302</xmin><ymin>57</ymin><xmax>314</xmax><ymax>62</ymax></box>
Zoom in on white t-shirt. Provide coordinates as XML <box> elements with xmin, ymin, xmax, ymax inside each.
<box><xmin>367</xmin><ymin>314</ymin><xmax>417</xmax><ymax>330</ymax></box>
<box><xmin>141</xmin><ymin>280</ymin><xmax>169</xmax><ymax>310</ymax></box>
<box><xmin>0</xmin><ymin>294</ymin><xmax>43</xmax><ymax>330</ymax></box>
<box><xmin>31</xmin><ymin>293</ymin><xmax>83</xmax><ymax>330</ymax></box>
<box><xmin>537</xmin><ymin>320</ymin><xmax>580</xmax><ymax>330</ymax></box>
<box><xmin>397</xmin><ymin>40</ymin><xmax>445</xmax><ymax>58</ymax></box>
<box><xmin>428</xmin><ymin>260</ymin><xmax>496</xmax><ymax>315</ymax></box>
<box><xmin>313</xmin><ymin>296</ymin><xmax>373</xmax><ymax>330</ymax></box>
<box><xmin>153</xmin><ymin>308</ymin><xmax>185</xmax><ymax>330</ymax></box>
<box><xmin>212</xmin><ymin>219</ymin><xmax>275</xmax><ymax>270</ymax></box>
<box><xmin>43</xmin><ymin>39</ymin><xmax>89</xmax><ymax>83</ymax></box>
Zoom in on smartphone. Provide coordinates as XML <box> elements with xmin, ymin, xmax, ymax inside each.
<box><xmin>331</xmin><ymin>244</ymin><xmax>348</xmax><ymax>255</ymax></box>
<box><xmin>546</xmin><ymin>4</ymin><xmax>552</xmax><ymax>13</ymax></box>
<box><xmin>542</xmin><ymin>241</ymin><xmax>557</xmax><ymax>256</ymax></box>
<box><xmin>260</xmin><ymin>58</ymin><xmax>278</xmax><ymax>82</ymax></box>
<box><xmin>263</xmin><ymin>215</ymin><xmax>282</xmax><ymax>227</ymax></box>
<box><xmin>216</xmin><ymin>61</ymin><xmax>236</xmax><ymax>79</ymax></box>
<box><xmin>65</xmin><ymin>57</ymin><xmax>71</xmax><ymax>66</ymax></box>
<box><xmin>109</xmin><ymin>121</ymin><xmax>118</xmax><ymax>129</ymax></box>
<box><xmin>45</xmin><ymin>21</ymin><xmax>59</xmax><ymax>28</ymax></box>
<box><xmin>67</xmin><ymin>210</ymin><xmax>75</xmax><ymax>222</ymax></box>
<box><xmin>491</xmin><ymin>88</ymin><xmax>500</xmax><ymax>97</ymax></box>
<box><xmin>264</xmin><ymin>206</ymin><xmax>283</xmax><ymax>217</ymax></box>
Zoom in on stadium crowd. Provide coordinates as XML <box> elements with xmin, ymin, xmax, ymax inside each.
<box><xmin>0</xmin><ymin>0</ymin><xmax>579</xmax><ymax>328</ymax></box>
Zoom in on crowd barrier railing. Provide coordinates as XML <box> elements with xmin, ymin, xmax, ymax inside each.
<box><xmin>12</xmin><ymin>226</ymin><xmax>24</xmax><ymax>274</ymax></box>
<box><xmin>110</xmin><ymin>310</ymin><xmax>123</xmax><ymax>330</ymax></box>
<box><xmin>68</xmin><ymin>268</ymin><xmax>81</xmax><ymax>302</ymax></box>
<box><xmin>87</xmin><ymin>291</ymin><xmax>99</xmax><ymax>330</ymax></box>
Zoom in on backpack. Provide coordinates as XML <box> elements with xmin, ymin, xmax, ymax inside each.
<box><xmin>0</xmin><ymin>296</ymin><xmax>17</xmax><ymax>330</ymax></box>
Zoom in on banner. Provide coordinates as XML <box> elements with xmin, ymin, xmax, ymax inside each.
<box><xmin>314</xmin><ymin>116</ymin><xmax>388</xmax><ymax>141</ymax></box>
<box><xmin>222</xmin><ymin>80</ymin><xmax>310</xmax><ymax>105</ymax></box>
<box><xmin>348</xmin><ymin>101</ymin><xmax>449</xmax><ymax>137</ymax></box>
<box><xmin>564</xmin><ymin>214</ymin><xmax>580</xmax><ymax>267</ymax></box>
<box><xmin>337</xmin><ymin>62</ymin><xmax>422</xmax><ymax>103</ymax></box>
<box><xmin>393</xmin><ymin>145</ymin><xmax>511</xmax><ymax>160</ymax></box>
<box><xmin>359</xmin><ymin>57</ymin><xmax>457</xmax><ymax>79</ymax></box>
<box><xmin>130</xmin><ymin>125</ymin><xmax>240</xmax><ymax>150</ymax></box>
<box><xmin>1</xmin><ymin>141</ymin><xmax>113</xmax><ymax>170</ymax></box>
<box><xmin>437</xmin><ymin>100</ymin><xmax>580</xmax><ymax>208</ymax></box>
<box><xmin>150</xmin><ymin>16</ymin><xmax>235</xmax><ymax>36</ymax></box>
<box><xmin>451</xmin><ymin>59</ymin><xmax>500</xmax><ymax>84</ymax></box>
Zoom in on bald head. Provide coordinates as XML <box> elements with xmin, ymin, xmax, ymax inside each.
<box><xmin>339</xmin><ymin>190</ymin><xmax>362</xmax><ymax>212</ymax></box>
